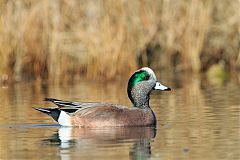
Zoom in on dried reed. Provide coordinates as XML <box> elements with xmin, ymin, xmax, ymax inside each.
<box><xmin>0</xmin><ymin>0</ymin><xmax>239</xmax><ymax>83</ymax></box>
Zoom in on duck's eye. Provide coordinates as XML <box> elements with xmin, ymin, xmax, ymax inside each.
<box><xmin>144</xmin><ymin>75</ymin><xmax>150</xmax><ymax>81</ymax></box>
<box><xmin>136</xmin><ymin>71</ymin><xmax>149</xmax><ymax>81</ymax></box>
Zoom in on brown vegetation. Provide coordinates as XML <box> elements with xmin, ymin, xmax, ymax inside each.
<box><xmin>0</xmin><ymin>0</ymin><xmax>239</xmax><ymax>83</ymax></box>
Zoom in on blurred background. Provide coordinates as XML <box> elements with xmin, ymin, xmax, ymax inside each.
<box><xmin>0</xmin><ymin>0</ymin><xmax>239</xmax><ymax>84</ymax></box>
<box><xmin>0</xmin><ymin>1</ymin><xmax>240</xmax><ymax>159</ymax></box>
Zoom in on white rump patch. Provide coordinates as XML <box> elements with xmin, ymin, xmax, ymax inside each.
<box><xmin>58</xmin><ymin>111</ymin><xmax>72</xmax><ymax>126</ymax></box>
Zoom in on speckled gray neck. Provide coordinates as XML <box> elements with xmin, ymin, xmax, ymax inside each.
<box><xmin>127</xmin><ymin>67</ymin><xmax>160</xmax><ymax>110</ymax></box>
<box><xmin>130</xmin><ymin>80</ymin><xmax>154</xmax><ymax>109</ymax></box>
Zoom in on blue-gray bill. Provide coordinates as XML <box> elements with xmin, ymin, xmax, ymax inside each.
<box><xmin>153</xmin><ymin>82</ymin><xmax>171</xmax><ymax>91</ymax></box>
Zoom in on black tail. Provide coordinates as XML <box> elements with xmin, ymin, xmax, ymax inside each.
<box><xmin>44</xmin><ymin>98</ymin><xmax>62</xmax><ymax>102</ymax></box>
<box><xmin>34</xmin><ymin>108</ymin><xmax>61</xmax><ymax>122</ymax></box>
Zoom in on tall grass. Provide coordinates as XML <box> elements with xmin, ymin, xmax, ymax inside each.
<box><xmin>0</xmin><ymin>0</ymin><xmax>239</xmax><ymax>83</ymax></box>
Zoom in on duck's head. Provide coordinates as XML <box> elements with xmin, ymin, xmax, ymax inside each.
<box><xmin>127</xmin><ymin>67</ymin><xmax>171</xmax><ymax>109</ymax></box>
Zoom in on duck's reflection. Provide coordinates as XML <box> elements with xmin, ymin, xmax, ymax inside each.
<box><xmin>43</xmin><ymin>126</ymin><xmax>156</xmax><ymax>160</ymax></box>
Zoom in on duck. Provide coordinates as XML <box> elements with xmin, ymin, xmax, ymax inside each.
<box><xmin>34</xmin><ymin>67</ymin><xmax>171</xmax><ymax>127</ymax></box>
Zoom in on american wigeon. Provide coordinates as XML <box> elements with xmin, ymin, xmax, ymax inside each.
<box><xmin>34</xmin><ymin>67</ymin><xmax>171</xmax><ymax>127</ymax></box>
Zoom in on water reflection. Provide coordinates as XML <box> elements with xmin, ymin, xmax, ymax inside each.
<box><xmin>43</xmin><ymin>127</ymin><xmax>156</xmax><ymax>160</ymax></box>
<box><xmin>0</xmin><ymin>76</ymin><xmax>240</xmax><ymax>160</ymax></box>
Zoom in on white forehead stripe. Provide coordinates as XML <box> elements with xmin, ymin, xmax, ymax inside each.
<box><xmin>137</xmin><ymin>67</ymin><xmax>157</xmax><ymax>80</ymax></box>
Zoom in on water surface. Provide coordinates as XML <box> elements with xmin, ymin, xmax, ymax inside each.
<box><xmin>0</xmin><ymin>78</ymin><xmax>239</xmax><ymax>160</ymax></box>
